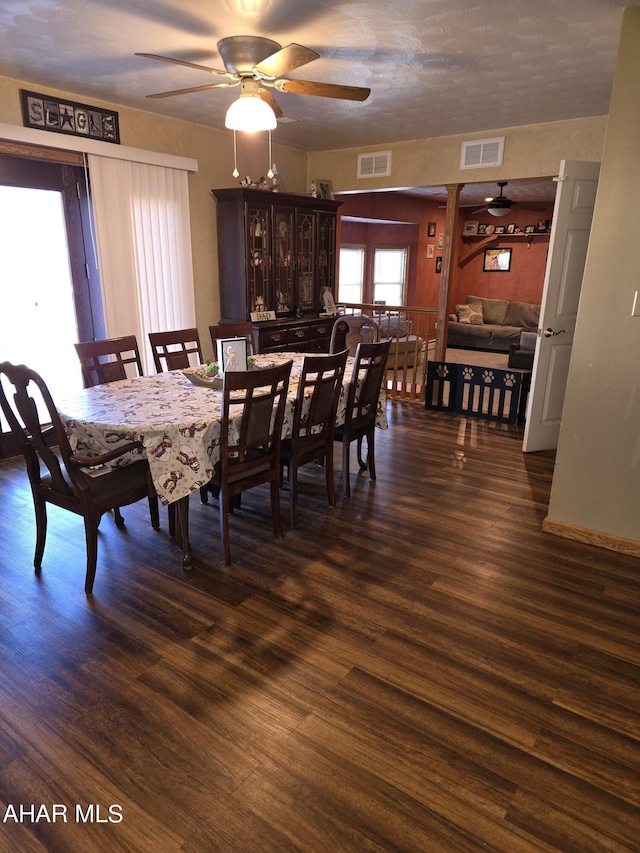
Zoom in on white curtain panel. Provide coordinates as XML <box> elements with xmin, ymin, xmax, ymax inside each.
<box><xmin>87</xmin><ymin>155</ymin><xmax>196</xmax><ymax>373</ymax></box>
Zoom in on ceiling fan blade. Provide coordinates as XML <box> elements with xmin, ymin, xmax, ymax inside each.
<box><xmin>146</xmin><ymin>82</ymin><xmax>235</xmax><ymax>99</ymax></box>
<box><xmin>275</xmin><ymin>79</ymin><xmax>370</xmax><ymax>101</ymax></box>
<box><xmin>472</xmin><ymin>206</ymin><xmax>489</xmax><ymax>214</ymax></box>
<box><xmin>259</xmin><ymin>89</ymin><xmax>284</xmax><ymax>118</ymax></box>
<box><xmin>135</xmin><ymin>53</ymin><xmax>230</xmax><ymax>77</ymax></box>
<box><xmin>254</xmin><ymin>43</ymin><xmax>319</xmax><ymax>78</ymax></box>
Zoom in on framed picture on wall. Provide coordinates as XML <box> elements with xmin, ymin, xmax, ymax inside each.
<box><xmin>426</xmin><ymin>244</ymin><xmax>435</xmax><ymax>258</ymax></box>
<box><xmin>427</xmin><ymin>221</ymin><xmax>437</xmax><ymax>237</ymax></box>
<box><xmin>438</xmin><ymin>233</ymin><xmax>444</xmax><ymax>249</ymax></box>
<box><xmin>483</xmin><ymin>247</ymin><xmax>512</xmax><ymax>272</ymax></box>
<box><xmin>435</xmin><ymin>256</ymin><xmax>443</xmax><ymax>273</ymax></box>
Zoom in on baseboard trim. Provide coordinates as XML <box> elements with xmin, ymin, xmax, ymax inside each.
<box><xmin>542</xmin><ymin>516</ymin><xmax>640</xmax><ymax>558</ymax></box>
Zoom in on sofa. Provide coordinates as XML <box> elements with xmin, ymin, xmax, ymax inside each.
<box><xmin>378</xmin><ymin>313</ymin><xmax>424</xmax><ymax>368</ymax></box>
<box><xmin>447</xmin><ymin>294</ymin><xmax>540</xmax><ymax>352</ymax></box>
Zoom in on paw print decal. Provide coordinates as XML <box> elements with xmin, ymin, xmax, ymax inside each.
<box><xmin>436</xmin><ymin>364</ymin><xmax>450</xmax><ymax>378</ymax></box>
<box><xmin>482</xmin><ymin>369</ymin><xmax>494</xmax><ymax>384</ymax></box>
<box><xmin>462</xmin><ymin>366</ymin><xmax>475</xmax><ymax>380</ymax></box>
<box><xmin>503</xmin><ymin>372</ymin><xmax>516</xmax><ymax>387</ymax></box>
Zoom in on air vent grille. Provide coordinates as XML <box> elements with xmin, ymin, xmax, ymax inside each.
<box><xmin>357</xmin><ymin>150</ymin><xmax>391</xmax><ymax>179</ymax></box>
<box><xmin>460</xmin><ymin>137</ymin><xmax>505</xmax><ymax>169</ymax></box>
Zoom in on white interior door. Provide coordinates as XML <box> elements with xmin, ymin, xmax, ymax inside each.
<box><xmin>522</xmin><ymin>160</ymin><xmax>600</xmax><ymax>452</ymax></box>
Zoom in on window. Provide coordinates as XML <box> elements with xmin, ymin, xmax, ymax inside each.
<box><xmin>372</xmin><ymin>247</ymin><xmax>408</xmax><ymax>306</ymax></box>
<box><xmin>338</xmin><ymin>246</ymin><xmax>365</xmax><ymax>303</ymax></box>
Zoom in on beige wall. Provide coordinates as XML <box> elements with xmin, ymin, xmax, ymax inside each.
<box><xmin>307</xmin><ymin>116</ymin><xmax>607</xmax><ymax>194</ymax></box>
<box><xmin>546</xmin><ymin>6</ymin><xmax>640</xmax><ymax>544</ymax></box>
<box><xmin>0</xmin><ymin>74</ymin><xmax>308</xmax><ymax>360</ymax></box>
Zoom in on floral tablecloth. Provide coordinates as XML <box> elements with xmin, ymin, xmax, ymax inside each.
<box><xmin>58</xmin><ymin>353</ymin><xmax>388</xmax><ymax>505</ymax></box>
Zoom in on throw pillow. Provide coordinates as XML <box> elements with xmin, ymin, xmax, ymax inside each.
<box><xmin>456</xmin><ymin>303</ymin><xmax>484</xmax><ymax>325</ymax></box>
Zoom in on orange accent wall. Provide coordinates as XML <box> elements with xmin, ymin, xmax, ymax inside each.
<box><xmin>337</xmin><ymin>192</ymin><xmax>553</xmax><ymax>309</ymax></box>
<box><xmin>338</xmin><ymin>193</ymin><xmax>445</xmax><ymax>306</ymax></box>
<box><xmin>454</xmin><ymin>208</ymin><xmax>554</xmax><ymax>308</ymax></box>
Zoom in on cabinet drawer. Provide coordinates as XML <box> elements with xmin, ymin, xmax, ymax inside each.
<box><xmin>260</xmin><ymin>329</ymin><xmax>287</xmax><ymax>349</ymax></box>
<box><xmin>311</xmin><ymin>322</ymin><xmax>332</xmax><ymax>339</ymax></box>
<box><xmin>287</xmin><ymin>326</ymin><xmax>311</xmax><ymax>345</ymax></box>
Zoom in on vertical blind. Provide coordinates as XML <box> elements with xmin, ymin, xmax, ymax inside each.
<box><xmin>87</xmin><ymin>155</ymin><xmax>196</xmax><ymax>374</ymax></box>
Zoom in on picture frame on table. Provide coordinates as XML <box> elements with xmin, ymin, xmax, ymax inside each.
<box><xmin>216</xmin><ymin>337</ymin><xmax>248</xmax><ymax>374</ymax></box>
<box><xmin>483</xmin><ymin>247</ymin><xmax>512</xmax><ymax>272</ymax></box>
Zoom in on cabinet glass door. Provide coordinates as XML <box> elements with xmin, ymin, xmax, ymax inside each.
<box><xmin>272</xmin><ymin>206</ymin><xmax>294</xmax><ymax>314</ymax></box>
<box><xmin>245</xmin><ymin>204</ymin><xmax>271</xmax><ymax>312</ymax></box>
<box><xmin>317</xmin><ymin>211</ymin><xmax>337</xmax><ymax>296</ymax></box>
<box><xmin>296</xmin><ymin>210</ymin><xmax>316</xmax><ymax>310</ymax></box>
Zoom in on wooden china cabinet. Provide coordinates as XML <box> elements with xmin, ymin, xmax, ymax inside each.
<box><xmin>212</xmin><ymin>187</ymin><xmax>342</xmax><ymax>353</ymax></box>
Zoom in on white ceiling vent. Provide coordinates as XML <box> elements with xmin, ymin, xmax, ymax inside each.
<box><xmin>460</xmin><ymin>137</ymin><xmax>505</xmax><ymax>170</ymax></box>
<box><xmin>357</xmin><ymin>150</ymin><xmax>392</xmax><ymax>179</ymax></box>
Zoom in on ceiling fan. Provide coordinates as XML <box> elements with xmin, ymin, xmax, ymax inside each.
<box><xmin>136</xmin><ymin>35</ymin><xmax>371</xmax><ymax>119</ymax></box>
<box><xmin>473</xmin><ymin>181</ymin><xmax>548</xmax><ymax>217</ymax></box>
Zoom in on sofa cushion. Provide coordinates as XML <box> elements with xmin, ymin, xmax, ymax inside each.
<box><xmin>456</xmin><ymin>302</ymin><xmax>484</xmax><ymax>325</ymax></box>
<box><xmin>379</xmin><ymin>314</ymin><xmax>409</xmax><ymax>338</ymax></box>
<box><xmin>448</xmin><ymin>323</ymin><xmax>492</xmax><ymax>341</ymax></box>
<box><xmin>504</xmin><ymin>300</ymin><xmax>540</xmax><ymax>329</ymax></box>
<box><xmin>466</xmin><ymin>295</ymin><xmax>508</xmax><ymax>326</ymax></box>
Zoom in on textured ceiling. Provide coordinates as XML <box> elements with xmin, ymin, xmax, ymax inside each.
<box><xmin>0</xmin><ymin>0</ymin><xmax>628</xmax><ymax>159</ymax></box>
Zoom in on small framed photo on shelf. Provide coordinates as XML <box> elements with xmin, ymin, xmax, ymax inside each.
<box><xmin>216</xmin><ymin>336</ymin><xmax>248</xmax><ymax>374</ymax></box>
<box><xmin>506</xmin><ymin>223</ymin><xmax>516</xmax><ymax>234</ymax></box>
<box><xmin>427</xmin><ymin>221</ymin><xmax>437</xmax><ymax>237</ymax></box>
<box><xmin>315</xmin><ymin>179</ymin><xmax>333</xmax><ymax>200</ymax></box>
<box><xmin>477</xmin><ymin>223</ymin><xmax>487</xmax><ymax>235</ymax></box>
<box><xmin>483</xmin><ymin>247</ymin><xmax>512</xmax><ymax>272</ymax></box>
<box><xmin>524</xmin><ymin>225</ymin><xmax>535</xmax><ymax>234</ymax></box>
<box><xmin>463</xmin><ymin>220</ymin><xmax>479</xmax><ymax>236</ymax></box>
<box><xmin>494</xmin><ymin>225</ymin><xmax>506</xmax><ymax>234</ymax></box>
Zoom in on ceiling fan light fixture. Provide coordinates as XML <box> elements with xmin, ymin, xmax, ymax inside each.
<box><xmin>487</xmin><ymin>204</ymin><xmax>511</xmax><ymax>217</ymax></box>
<box><xmin>225</xmin><ymin>81</ymin><xmax>277</xmax><ymax>132</ymax></box>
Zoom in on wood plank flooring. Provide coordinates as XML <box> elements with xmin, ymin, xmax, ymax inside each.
<box><xmin>0</xmin><ymin>403</ymin><xmax>639</xmax><ymax>852</ymax></box>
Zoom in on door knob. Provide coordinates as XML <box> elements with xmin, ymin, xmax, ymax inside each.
<box><xmin>543</xmin><ymin>327</ymin><xmax>566</xmax><ymax>337</ymax></box>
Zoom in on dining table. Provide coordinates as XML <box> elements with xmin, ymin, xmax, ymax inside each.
<box><xmin>56</xmin><ymin>352</ymin><xmax>388</xmax><ymax>568</ymax></box>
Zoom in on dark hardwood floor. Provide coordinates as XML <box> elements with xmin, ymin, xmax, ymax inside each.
<box><xmin>0</xmin><ymin>402</ymin><xmax>639</xmax><ymax>852</ymax></box>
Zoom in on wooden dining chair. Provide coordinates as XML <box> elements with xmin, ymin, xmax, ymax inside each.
<box><xmin>74</xmin><ymin>334</ymin><xmax>145</xmax><ymax>527</ymax></box>
<box><xmin>334</xmin><ymin>339</ymin><xmax>391</xmax><ymax>497</ymax></box>
<box><xmin>201</xmin><ymin>360</ymin><xmax>292</xmax><ymax>565</ymax></box>
<box><xmin>280</xmin><ymin>349</ymin><xmax>349</xmax><ymax>527</ymax></box>
<box><xmin>329</xmin><ymin>314</ymin><xmax>381</xmax><ymax>356</ymax></box>
<box><xmin>74</xmin><ymin>335</ymin><xmax>143</xmax><ymax>388</ymax></box>
<box><xmin>209</xmin><ymin>322</ymin><xmax>256</xmax><ymax>359</ymax></box>
<box><xmin>149</xmin><ymin>328</ymin><xmax>203</xmax><ymax>372</ymax></box>
<box><xmin>0</xmin><ymin>361</ymin><xmax>160</xmax><ymax>594</ymax></box>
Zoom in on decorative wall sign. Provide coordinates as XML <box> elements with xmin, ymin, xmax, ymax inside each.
<box><xmin>20</xmin><ymin>89</ymin><xmax>120</xmax><ymax>144</ymax></box>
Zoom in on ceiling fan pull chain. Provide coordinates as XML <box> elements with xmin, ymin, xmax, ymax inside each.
<box><xmin>267</xmin><ymin>130</ymin><xmax>274</xmax><ymax>179</ymax></box>
<box><xmin>232</xmin><ymin>130</ymin><xmax>239</xmax><ymax>178</ymax></box>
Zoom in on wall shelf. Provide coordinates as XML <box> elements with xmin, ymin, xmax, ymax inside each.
<box><xmin>458</xmin><ymin>231</ymin><xmax>550</xmax><ymax>267</ymax></box>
